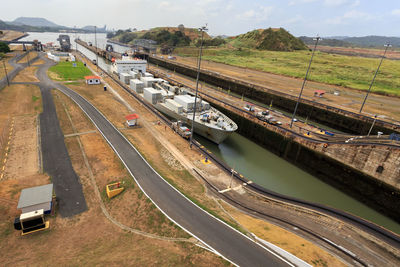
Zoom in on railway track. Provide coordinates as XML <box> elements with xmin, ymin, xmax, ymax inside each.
<box><xmin>75</xmin><ymin>51</ymin><xmax>400</xmax><ymax>265</ymax></box>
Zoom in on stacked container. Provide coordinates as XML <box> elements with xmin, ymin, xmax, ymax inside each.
<box><xmin>130</xmin><ymin>79</ymin><xmax>144</xmax><ymax>93</ymax></box>
<box><xmin>141</xmin><ymin>76</ymin><xmax>156</xmax><ymax>87</ymax></box>
<box><xmin>119</xmin><ymin>73</ymin><xmax>132</xmax><ymax>85</ymax></box>
<box><xmin>165</xmin><ymin>99</ymin><xmax>183</xmax><ymax>114</ymax></box>
<box><xmin>143</xmin><ymin>87</ymin><xmax>161</xmax><ymax>104</ymax></box>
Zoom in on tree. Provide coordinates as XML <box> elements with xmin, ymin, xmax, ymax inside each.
<box><xmin>178</xmin><ymin>24</ymin><xmax>185</xmax><ymax>32</ymax></box>
<box><xmin>106</xmin><ymin>32</ymin><xmax>115</xmax><ymax>39</ymax></box>
<box><xmin>0</xmin><ymin>42</ymin><xmax>10</xmax><ymax>53</ymax></box>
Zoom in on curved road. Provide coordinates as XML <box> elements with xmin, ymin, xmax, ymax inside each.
<box><xmin>36</xmin><ymin>54</ymin><xmax>290</xmax><ymax>266</ymax></box>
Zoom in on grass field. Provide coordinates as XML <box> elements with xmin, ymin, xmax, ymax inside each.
<box><xmin>48</xmin><ymin>61</ymin><xmax>91</xmax><ymax>81</ymax></box>
<box><xmin>175</xmin><ymin>47</ymin><xmax>400</xmax><ymax>96</ymax></box>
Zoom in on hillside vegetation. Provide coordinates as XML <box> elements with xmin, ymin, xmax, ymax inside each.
<box><xmin>229</xmin><ymin>28</ymin><xmax>307</xmax><ymax>51</ymax></box>
<box><xmin>110</xmin><ymin>26</ymin><xmax>212</xmax><ymax>47</ymax></box>
<box><xmin>175</xmin><ymin>47</ymin><xmax>400</xmax><ymax>96</ymax></box>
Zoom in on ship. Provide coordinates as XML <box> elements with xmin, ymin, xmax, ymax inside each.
<box><xmin>115</xmin><ymin>57</ymin><xmax>238</xmax><ymax>144</ymax></box>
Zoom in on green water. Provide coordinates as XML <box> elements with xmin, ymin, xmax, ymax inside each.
<box><xmin>196</xmin><ymin>133</ymin><xmax>400</xmax><ymax>234</ymax></box>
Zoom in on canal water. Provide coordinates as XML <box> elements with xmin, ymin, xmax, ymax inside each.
<box><xmin>21</xmin><ymin>32</ymin><xmax>400</xmax><ymax>234</ymax></box>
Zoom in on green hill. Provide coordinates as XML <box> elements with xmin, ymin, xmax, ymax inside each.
<box><xmin>229</xmin><ymin>28</ymin><xmax>307</xmax><ymax>51</ymax></box>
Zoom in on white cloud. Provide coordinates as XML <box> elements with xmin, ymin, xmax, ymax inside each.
<box><xmin>288</xmin><ymin>0</ymin><xmax>318</xmax><ymax>6</ymax></box>
<box><xmin>350</xmin><ymin>0</ymin><xmax>360</xmax><ymax>8</ymax></box>
<box><xmin>236</xmin><ymin>6</ymin><xmax>274</xmax><ymax>21</ymax></box>
<box><xmin>392</xmin><ymin>9</ymin><xmax>400</xmax><ymax>16</ymax></box>
<box><xmin>326</xmin><ymin>10</ymin><xmax>374</xmax><ymax>25</ymax></box>
<box><xmin>324</xmin><ymin>0</ymin><xmax>348</xmax><ymax>6</ymax></box>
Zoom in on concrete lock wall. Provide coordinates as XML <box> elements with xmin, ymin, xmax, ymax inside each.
<box><xmin>149</xmin><ymin>56</ymin><xmax>399</xmax><ymax>135</ymax></box>
<box><xmin>212</xmin><ymin>102</ymin><xmax>400</xmax><ymax>222</ymax></box>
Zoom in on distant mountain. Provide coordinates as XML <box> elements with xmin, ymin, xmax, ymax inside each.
<box><xmin>9</xmin><ymin>17</ymin><xmax>62</xmax><ymax>28</ymax></box>
<box><xmin>299</xmin><ymin>36</ymin><xmax>353</xmax><ymax>47</ymax></box>
<box><xmin>230</xmin><ymin>28</ymin><xmax>307</xmax><ymax>51</ymax></box>
<box><xmin>81</xmin><ymin>25</ymin><xmax>107</xmax><ymax>33</ymax></box>
<box><xmin>324</xmin><ymin>36</ymin><xmax>350</xmax><ymax>40</ymax></box>
<box><xmin>342</xmin><ymin>36</ymin><xmax>400</xmax><ymax>47</ymax></box>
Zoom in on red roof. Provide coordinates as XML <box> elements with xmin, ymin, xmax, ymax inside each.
<box><xmin>314</xmin><ymin>90</ymin><xmax>326</xmax><ymax>94</ymax></box>
<box><xmin>85</xmin><ymin>76</ymin><xmax>101</xmax><ymax>80</ymax></box>
<box><xmin>125</xmin><ymin>114</ymin><xmax>139</xmax><ymax>120</ymax></box>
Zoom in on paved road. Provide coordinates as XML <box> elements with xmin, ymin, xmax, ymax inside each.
<box><xmin>36</xmin><ymin>54</ymin><xmax>289</xmax><ymax>266</ymax></box>
<box><xmin>38</xmin><ymin>82</ymin><xmax>87</xmax><ymax>217</ymax></box>
<box><xmin>0</xmin><ymin>51</ymin><xmax>38</xmax><ymax>90</ymax></box>
<box><xmin>7</xmin><ymin>51</ymin><xmax>88</xmax><ymax>217</ymax></box>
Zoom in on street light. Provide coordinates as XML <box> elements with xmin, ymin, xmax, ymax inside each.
<box><xmin>2</xmin><ymin>60</ymin><xmax>10</xmax><ymax>86</ymax></box>
<box><xmin>290</xmin><ymin>36</ymin><xmax>321</xmax><ymax>128</ymax></box>
<box><xmin>94</xmin><ymin>26</ymin><xmax>99</xmax><ymax>71</ymax></box>
<box><xmin>359</xmin><ymin>43</ymin><xmax>392</xmax><ymax>113</ymax></box>
<box><xmin>189</xmin><ymin>24</ymin><xmax>208</xmax><ymax>148</ymax></box>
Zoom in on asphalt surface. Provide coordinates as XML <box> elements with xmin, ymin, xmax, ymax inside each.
<box><xmin>38</xmin><ymin>83</ymin><xmax>87</xmax><ymax>217</ymax></box>
<box><xmin>5</xmin><ymin>51</ymin><xmax>88</xmax><ymax>218</ymax></box>
<box><xmin>36</xmin><ymin>53</ymin><xmax>289</xmax><ymax>266</ymax></box>
<box><xmin>0</xmin><ymin>51</ymin><xmax>38</xmax><ymax>90</ymax></box>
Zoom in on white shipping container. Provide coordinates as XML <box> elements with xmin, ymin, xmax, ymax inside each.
<box><xmin>144</xmin><ymin>72</ymin><xmax>154</xmax><ymax>78</ymax></box>
<box><xmin>140</xmin><ymin>76</ymin><xmax>156</xmax><ymax>87</ymax></box>
<box><xmin>174</xmin><ymin>95</ymin><xmax>194</xmax><ymax>110</ymax></box>
<box><xmin>130</xmin><ymin>79</ymin><xmax>144</xmax><ymax>93</ymax></box>
<box><xmin>129</xmin><ymin>70</ymin><xmax>138</xmax><ymax>79</ymax></box>
<box><xmin>143</xmin><ymin>87</ymin><xmax>161</xmax><ymax>104</ymax></box>
<box><xmin>165</xmin><ymin>99</ymin><xmax>183</xmax><ymax>114</ymax></box>
<box><xmin>119</xmin><ymin>73</ymin><xmax>132</xmax><ymax>85</ymax></box>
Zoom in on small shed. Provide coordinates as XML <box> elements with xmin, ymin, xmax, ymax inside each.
<box><xmin>85</xmin><ymin>75</ymin><xmax>101</xmax><ymax>85</ymax></box>
<box><xmin>314</xmin><ymin>90</ymin><xmax>325</xmax><ymax>97</ymax></box>
<box><xmin>125</xmin><ymin>114</ymin><xmax>139</xmax><ymax>127</ymax></box>
<box><xmin>17</xmin><ymin>184</ymin><xmax>53</xmax><ymax>214</ymax></box>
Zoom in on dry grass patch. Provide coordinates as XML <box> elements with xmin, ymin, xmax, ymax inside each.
<box><xmin>220</xmin><ymin>202</ymin><xmax>345</xmax><ymax>267</ymax></box>
<box><xmin>16</xmin><ymin>51</ymin><xmax>37</xmax><ymax>64</ymax></box>
<box><xmin>12</xmin><ymin>65</ymin><xmax>40</xmax><ymax>83</ymax></box>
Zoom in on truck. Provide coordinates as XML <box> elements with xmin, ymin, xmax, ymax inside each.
<box><xmin>172</xmin><ymin>121</ymin><xmax>191</xmax><ymax>139</ymax></box>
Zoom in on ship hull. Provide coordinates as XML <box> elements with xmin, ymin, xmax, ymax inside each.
<box><xmin>155</xmin><ymin>103</ymin><xmax>234</xmax><ymax>144</ymax></box>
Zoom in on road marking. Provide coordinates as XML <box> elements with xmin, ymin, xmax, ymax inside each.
<box><xmin>0</xmin><ymin>173</ymin><xmax>3</xmax><ymax>179</ymax></box>
<box><xmin>2</xmin><ymin>165</ymin><xmax>5</xmax><ymax>171</ymax></box>
<box><xmin>3</xmin><ymin>159</ymin><xmax>6</xmax><ymax>164</ymax></box>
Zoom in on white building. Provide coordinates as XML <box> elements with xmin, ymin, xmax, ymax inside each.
<box><xmin>17</xmin><ymin>184</ymin><xmax>53</xmax><ymax>214</ymax></box>
<box><xmin>111</xmin><ymin>56</ymin><xmax>147</xmax><ymax>74</ymax></box>
<box><xmin>85</xmin><ymin>76</ymin><xmax>101</xmax><ymax>85</ymax></box>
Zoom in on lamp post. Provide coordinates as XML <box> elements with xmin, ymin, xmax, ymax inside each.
<box><xmin>189</xmin><ymin>25</ymin><xmax>208</xmax><ymax>148</ymax></box>
<box><xmin>2</xmin><ymin>60</ymin><xmax>10</xmax><ymax>86</ymax></box>
<box><xmin>94</xmin><ymin>26</ymin><xmax>99</xmax><ymax>71</ymax></box>
<box><xmin>290</xmin><ymin>36</ymin><xmax>321</xmax><ymax>128</ymax></box>
<box><xmin>359</xmin><ymin>43</ymin><xmax>391</xmax><ymax>113</ymax></box>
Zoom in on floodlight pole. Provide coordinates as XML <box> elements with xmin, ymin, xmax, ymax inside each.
<box><xmin>290</xmin><ymin>36</ymin><xmax>321</xmax><ymax>128</ymax></box>
<box><xmin>94</xmin><ymin>26</ymin><xmax>99</xmax><ymax>71</ymax></box>
<box><xmin>189</xmin><ymin>25</ymin><xmax>207</xmax><ymax>148</ymax></box>
<box><xmin>359</xmin><ymin>43</ymin><xmax>391</xmax><ymax>113</ymax></box>
<box><xmin>2</xmin><ymin>60</ymin><xmax>10</xmax><ymax>86</ymax></box>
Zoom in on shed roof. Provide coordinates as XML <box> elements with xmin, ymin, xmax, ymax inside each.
<box><xmin>125</xmin><ymin>114</ymin><xmax>139</xmax><ymax>120</ymax></box>
<box><xmin>314</xmin><ymin>90</ymin><xmax>326</xmax><ymax>94</ymax></box>
<box><xmin>17</xmin><ymin>184</ymin><xmax>53</xmax><ymax>209</ymax></box>
<box><xmin>85</xmin><ymin>76</ymin><xmax>101</xmax><ymax>80</ymax></box>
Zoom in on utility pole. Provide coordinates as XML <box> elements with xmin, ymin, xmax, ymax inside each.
<box><xmin>94</xmin><ymin>26</ymin><xmax>99</xmax><ymax>71</ymax></box>
<box><xmin>26</xmin><ymin>49</ymin><xmax>30</xmax><ymax>66</ymax></box>
<box><xmin>359</xmin><ymin>43</ymin><xmax>391</xmax><ymax>113</ymax></box>
<box><xmin>290</xmin><ymin>36</ymin><xmax>321</xmax><ymax>128</ymax></box>
<box><xmin>367</xmin><ymin>115</ymin><xmax>378</xmax><ymax>136</ymax></box>
<box><xmin>189</xmin><ymin>24</ymin><xmax>208</xmax><ymax>148</ymax></box>
<box><xmin>2</xmin><ymin>60</ymin><xmax>10</xmax><ymax>86</ymax></box>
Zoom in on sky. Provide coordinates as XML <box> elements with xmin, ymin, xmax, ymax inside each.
<box><xmin>1</xmin><ymin>0</ymin><xmax>400</xmax><ymax>37</ymax></box>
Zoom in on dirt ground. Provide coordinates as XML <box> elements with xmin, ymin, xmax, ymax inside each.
<box><xmin>17</xmin><ymin>51</ymin><xmax>37</xmax><ymax>64</ymax></box>
<box><xmin>315</xmin><ymin>45</ymin><xmax>400</xmax><ymax>60</ymax></box>
<box><xmin>0</xmin><ymin>30</ymin><xmax>26</xmax><ymax>42</ymax></box>
<box><xmin>171</xmin><ymin>56</ymin><xmax>400</xmax><ymax>123</ymax></box>
<box><xmin>12</xmin><ymin>65</ymin><xmax>40</xmax><ymax>83</ymax></box>
<box><xmin>0</xmin><ymin>55</ymin><xmax>14</xmax><ymax>80</ymax></box>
